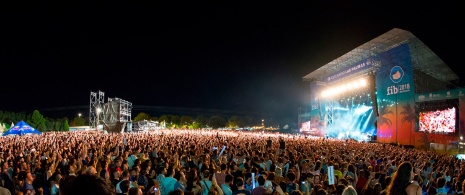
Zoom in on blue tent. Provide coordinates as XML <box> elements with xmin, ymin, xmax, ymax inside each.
<box><xmin>2</xmin><ymin>120</ymin><xmax>42</xmax><ymax>136</ymax></box>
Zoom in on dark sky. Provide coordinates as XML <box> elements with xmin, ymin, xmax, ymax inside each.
<box><xmin>1</xmin><ymin>1</ymin><xmax>463</xmax><ymax>124</ymax></box>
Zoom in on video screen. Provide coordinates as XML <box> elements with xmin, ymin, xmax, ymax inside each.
<box><xmin>301</xmin><ymin>121</ymin><xmax>311</xmax><ymax>132</ymax></box>
<box><xmin>419</xmin><ymin>107</ymin><xmax>456</xmax><ymax>133</ymax></box>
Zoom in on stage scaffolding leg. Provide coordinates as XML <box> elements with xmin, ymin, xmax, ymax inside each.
<box><xmin>325</xmin><ymin>100</ymin><xmax>334</xmax><ymax>126</ymax></box>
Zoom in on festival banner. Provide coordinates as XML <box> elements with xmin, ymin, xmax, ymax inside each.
<box><xmin>375</xmin><ymin>43</ymin><xmax>416</xmax><ymax>145</ymax></box>
<box><xmin>325</xmin><ymin>59</ymin><xmax>374</xmax><ymax>83</ymax></box>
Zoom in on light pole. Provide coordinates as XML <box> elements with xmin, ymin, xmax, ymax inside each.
<box><xmin>78</xmin><ymin>113</ymin><xmax>82</xmax><ymax>118</ymax></box>
<box><xmin>96</xmin><ymin>107</ymin><xmax>101</xmax><ymax>131</ymax></box>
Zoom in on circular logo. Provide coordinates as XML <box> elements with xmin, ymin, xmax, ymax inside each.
<box><xmin>390</xmin><ymin>66</ymin><xmax>404</xmax><ymax>83</ymax></box>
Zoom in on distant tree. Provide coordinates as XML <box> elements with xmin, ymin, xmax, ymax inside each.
<box><xmin>54</xmin><ymin>120</ymin><xmax>62</xmax><ymax>131</ymax></box>
<box><xmin>227</xmin><ymin>115</ymin><xmax>241</xmax><ymax>128</ymax></box>
<box><xmin>180</xmin><ymin>116</ymin><xmax>194</xmax><ymax>128</ymax></box>
<box><xmin>63</xmin><ymin>119</ymin><xmax>70</xmax><ymax>131</ymax></box>
<box><xmin>9</xmin><ymin>112</ymin><xmax>27</xmax><ymax>124</ymax></box>
<box><xmin>242</xmin><ymin>116</ymin><xmax>254</xmax><ymax>127</ymax></box>
<box><xmin>159</xmin><ymin>115</ymin><xmax>170</xmax><ymax>124</ymax></box>
<box><xmin>0</xmin><ymin>110</ymin><xmax>10</xmax><ymax>124</ymax></box>
<box><xmin>195</xmin><ymin>115</ymin><xmax>209</xmax><ymax>128</ymax></box>
<box><xmin>31</xmin><ymin>110</ymin><xmax>46</xmax><ymax>132</ymax></box>
<box><xmin>171</xmin><ymin>115</ymin><xmax>180</xmax><ymax>127</ymax></box>
<box><xmin>134</xmin><ymin>112</ymin><xmax>151</xmax><ymax>122</ymax></box>
<box><xmin>45</xmin><ymin>119</ymin><xmax>54</xmax><ymax>131</ymax></box>
<box><xmin>208</xmin><ymin>116</ymin><xmax>226</xmax><ymax>129</ymax></box>
<box><xmin>73</xmin><ymin>116</ymin><xmax>86</xmax><ymax>126</ymax></box>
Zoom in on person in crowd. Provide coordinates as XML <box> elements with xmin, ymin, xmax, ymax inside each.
<box><xmin>1</xmin><ymin>130</ymin><xmax>464</xmax><ymax>195</ymax></box>
<box><xmin>156</xmin><ymin>166</ymin><xmax>167</xmax><ymax>195</ymax></box>
<box><xmin>1</xmin><ymin>161</ymin><xmax>15</xmax><ymax>194</ymax></box>
<box><xmin>435</xmin><ymin>177</ymin><xmax>448</xmax><ymax>195</ymax></box>
<box><xmin>60</xmin><ymin>173</ymin><xmax>115</xmax><ymax>195</ymax></box>
<box><xmin>173</xmin><ymin>169</ymin><xmax>187</xmax><ymax>192</ymax></box>
<box><xmin>0</xmin><ymin>185</ymin><xmax>11</xmax><ymax>195</ymax></box>
<box><xmin>355</xmin><ymin>170</ymin><xmax>367</xmax><ymax>194</ymax></box>
<box><xmin>138</xmin><ymin>166</ymin><xmax>149</xmax><ymax>194</ymax></box>
<box><xmin>220</xmin><ymin>174</ymin><xmax>233</xmax><ymax>195</ymax></box>
<box><xmin>345</xmin><ymin>164</ymin><xmax>358</xmax><ymax>187</ymax></box>
<box><xmin>385</xmin><ymin>161</ymin><xmax>421</xmax><ymax>195</ymax></box>
<box><xmin>333</xmin><ymin>164</ymin><xmax>343</xmax><ymax>181</ymax></box>
<box><xmin>161</xmin><ymin>166</ymin><xmax>178</xmax><ymax>195</ymax></box>
<box><xmin>286</xmin><ymin>172</ymin><xmax>299</xmax><ymax>194</ymax></box>
<box><xmin>289</xmin><ymin>190</ymin><xmax>303</xmax><ymax>195</ymax></box>
<box><xmin>243</xmin><ymin>172</ymin><xmax>254</xmax><ymax>192</ymax></box>
<box><xmin>208</xmin><ymin>172</ymin><xmax>224</xmax><ymax>195</ymax></box>
<box><xmin>274</xmin><ymin>168</ymin><xmax>285</xmax><ymax>185</ymax></box>
<box><xmin>342</xmin><ymin>186</ymin><xmax>357</xmax><ymax>195</ymax></box>
<box><xmin>22</xmin><ymin>171</ymin><xmax>35</xmax><ymax>194</ymax></box>
<box><xmin>49</xmin><ymin>172</ymin><xmax>62</xmax><ymax>195</ymax></box>
<box><xmin>232</xmin><ymin>177</ymin><xmax>251</xmax><ymax>195</ymax></box>
<box><xmin>117</xmin><ymin>180</ymin><xmax>131</xmax><ymax>195</ymax></box>
<box><xmin>184</xmin><ymin>170</ymin><xmax>201</xmax><ymax>195</ymax></box>
<box><xmin>200</xmin><ymin>170</ymin><xmax>213</xmax><ymax>195</ymax></box>
<box><xmin>116</xmin><ymin>170</ymin><xmax>131</xmax><ymax>194</ymax></box>
<box><xmin>251</xmin><ymin>175</ymin><xmax>267</xmax><ymax>195</ymax></box>
<box><xmin>128</xmin><ymin>187</ymin><xmax>144</xmax><ymax>195</ymax></box>
<box><xmin>215</xmin><ymin>164</ymin><xmax>228</xmax><ymax>186</ymax></box>
<box><xmin>299</xmin><ymin>173</ymin><xmax>313</xmax><ymax>195</ymax></box>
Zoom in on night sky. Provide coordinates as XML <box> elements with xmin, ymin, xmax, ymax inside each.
<box><xmin>1</xmin><ymin>1</ymin><xmax>463</xmax><ymax>125</ymax></box>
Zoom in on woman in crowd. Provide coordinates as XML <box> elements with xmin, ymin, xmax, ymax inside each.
<box><xmin>385</xmin><ymin>161</ymin><xmax>421</xmax><ymax>195</ymax></box>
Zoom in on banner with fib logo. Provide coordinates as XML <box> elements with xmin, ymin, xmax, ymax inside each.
<box><xmin>375</xmin><ymin>43</ymin><xmax>416</xmax><ymax>145</ymax></box>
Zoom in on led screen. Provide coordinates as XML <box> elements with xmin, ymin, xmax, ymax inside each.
<box><xmin>419</xmin><ymin>107</ymin><xmax>456</xmax><ymax>133</ymax></box>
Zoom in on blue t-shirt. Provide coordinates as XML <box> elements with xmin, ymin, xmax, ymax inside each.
<box><xmin>23</xmin><ymin>180</ymin><xmax>35</xmax><ymax>194</ymax></box>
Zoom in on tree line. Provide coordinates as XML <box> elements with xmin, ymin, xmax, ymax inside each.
<box><xmin>0</xmin><ymin>110</ymin><xmax>264</xmax><ymax>132</ymax></box>
<box><xmin>0</xmin><ymin>110</ymin><xmax>70</xmax><ymax>132</ymax></box>
<box><xmin>132</xmin><ymin>112</ymin><xmax>262</xmax><ymax>129</ymax></box>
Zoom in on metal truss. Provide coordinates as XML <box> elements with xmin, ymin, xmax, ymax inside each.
<box><xmin>101</xmin><ymin>97</ymin><xmax>133</xmax><ymax>133</ymax></box>
<box><xmin>89</xmin><ymin>90</ymin><xmax>105</xmax><ymax>128</ymax></box>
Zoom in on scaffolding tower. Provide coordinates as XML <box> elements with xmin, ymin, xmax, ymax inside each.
<box><xmin>89</xmin><ymin>91</ymin><xmax>133</xmax><ymax>132</ymax></box>
<box><xmin>89</xmin><ymin>90</ymin><xmax>105</xmax><ymax>128</ymax></box>
<box><xmin>101</xmin><ymin>97</ymin><xmax>133</xmax><ymax>133</ymax></box>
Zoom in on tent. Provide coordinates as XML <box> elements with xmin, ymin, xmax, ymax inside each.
<box><xmin>2</xmin><ymin>120</ymin><xmax>42</xmax><ymax>136</ymax></box>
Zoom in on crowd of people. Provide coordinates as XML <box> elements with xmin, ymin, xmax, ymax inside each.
<box><xmin>0</xmin><ymin>129</ymin><xmax>464</xmax><ymax>195</ymax></box>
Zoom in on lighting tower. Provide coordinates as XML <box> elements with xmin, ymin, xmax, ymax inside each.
<box><xmin>90</xmin><ymin>90</ymin><xmax>105</xmax><ymax>128</ymax></box>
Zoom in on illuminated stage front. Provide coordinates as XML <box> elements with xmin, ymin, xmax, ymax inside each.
<box><xmin>303</xmin><ymin>75</ymin><xmax>377</xmax><ymax>142</ymax></box>
<box><xmin>301</xmin><ymin>29</ymin><xmax>464</xmax><ymax>152</ymax></box>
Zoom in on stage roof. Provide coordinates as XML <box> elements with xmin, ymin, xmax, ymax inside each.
<box><xmin>302</xmin><ymin>28</ymin><xmax>459</xmax><ymax>86</ymax></box>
